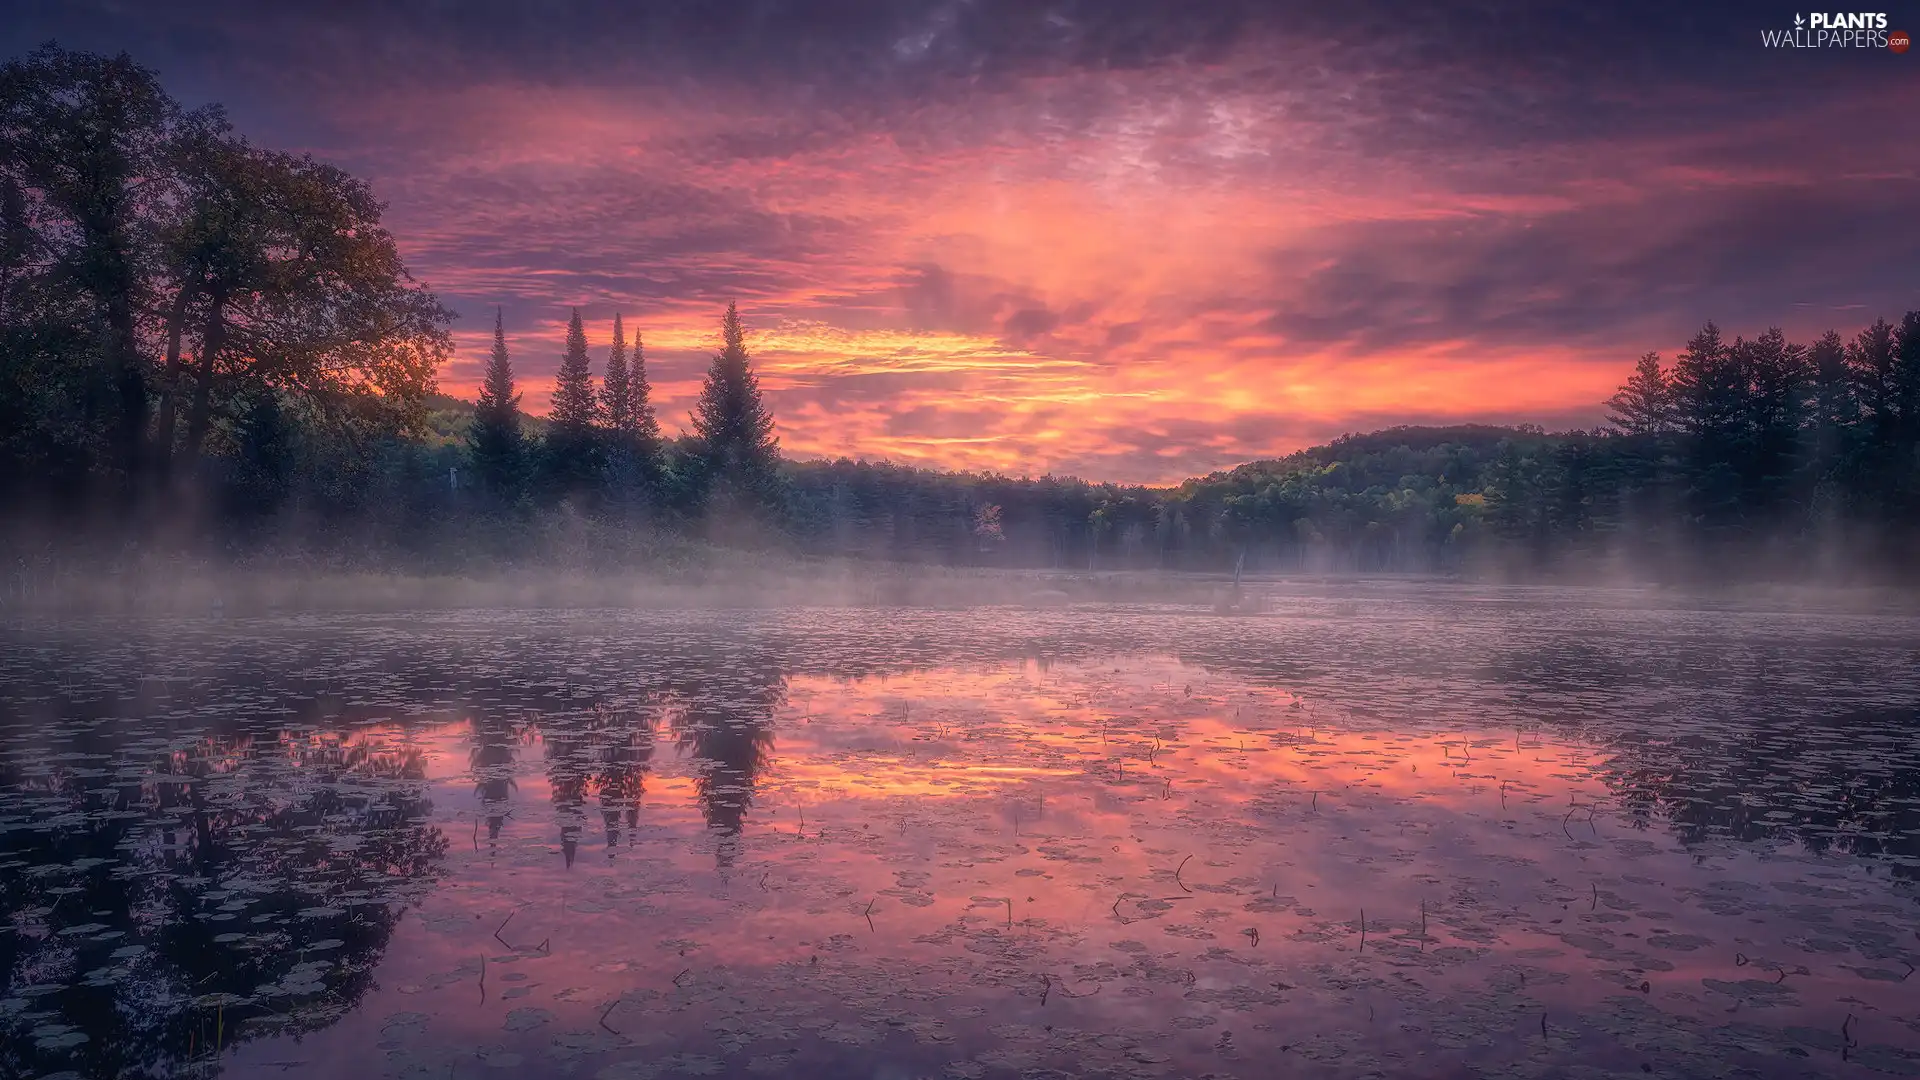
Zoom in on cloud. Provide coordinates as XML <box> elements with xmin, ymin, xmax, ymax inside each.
<box><xmin>6</xmin><ymin>1</ymin><xmax>1915</xmax><ymax>483</ymax></box>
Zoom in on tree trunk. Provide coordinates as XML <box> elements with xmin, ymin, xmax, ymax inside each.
<box><xmin>149</xmin><ymin>282</ymin><xmax>196</xmax><ymax>480</ymax></box>
<box><xmin>180</xmin><ymin>291</ymin><xmax>228</xmax><ymax>468</ymax></box>
<box><xmin>102</xmin><ymin>245</ymin><xmax>148</xmax><ymax>488</ymax></box>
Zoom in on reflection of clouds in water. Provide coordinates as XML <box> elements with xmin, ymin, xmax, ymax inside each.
<box><xmin>3</xmin><ymin>596</ymin><xmax>1918</xmax><ymax>1078</ymax></box>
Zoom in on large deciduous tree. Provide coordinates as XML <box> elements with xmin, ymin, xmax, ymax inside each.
<box><xmin>155</xmin><ymin>135</ymin><xmax>450</xmax><ymax>474</ymax></box>
<box><xmin>0</xmin><ymin>45</ymin><xmax>189</xmax><ymax>488</ymax></box>
<box><xmin>0</xmin><ymin>43</ymin><xmax>452</xmax><ymax>515</ymax></box>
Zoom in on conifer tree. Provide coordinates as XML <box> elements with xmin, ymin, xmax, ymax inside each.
<box><xmin>602</xmin><ymin>314</ymin><xmax>633</xmax><ymax>436</ymax></box>
<box><xmin>688</xmin><ymin>301</ymin><xmax>780</xmax><ymax>507</ymax></box>
<box><xmin>550</xmin><ymin>308</ymin><xmax>599</xmax><ymax>434</ymax></box>
<box><xmin>1605</xmin><ymin>352</ymin><xmax>1674</xmax><ymax>436</ymax></box>
<box><xmin>542</xmin><ymin>307</ymin><xmax>603</xmax><ymax>497</ymax></box>
<box><xmin>629</xmin><ymin>329</ymin><xmax>662</xmax><ymax>453</ymax></box>
<box><xmin>469</xmin><ymin>309</ymin><xmax>524</xmax><ymax>499</ymax></box>
<box><xmin>1669</xmin><ymin>322</ymin><xmax>1750</xmax><ymax>533</ymax></box>
<box><xmin>598</xmin><ymin>313</ymin><xmax>665</xmax><ymax>509</ymax></box>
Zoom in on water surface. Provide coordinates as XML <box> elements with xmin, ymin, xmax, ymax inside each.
<box><xmin>3</xmin><ymin>585</ymin><xmax>1918</xmax><ymax>1079</ymax></box>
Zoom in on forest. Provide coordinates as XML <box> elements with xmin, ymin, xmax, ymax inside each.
<box><xmin>4</xmin><ymin>45</ymin><xmax>1918</xmax><ymax>583</ymax></box>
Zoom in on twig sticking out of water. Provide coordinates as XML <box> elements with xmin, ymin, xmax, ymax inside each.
<box><xmin>494</xmin><ymin>909</ymin><xmax>515</xmax><ymax>947</ymax></box>
<box><xmin>1843</xmin><ymin>1013</ymin><xmax>1858</xmax><ymax>1061</ymax></box>
<box><xmin>672</xmin><ymin>968</ymin><xmax>692</xmax><ymax>987</ymax></box>
<box><xmin>478</xmin><ymin>954</ymin><xmax>487</xmax><ymax>1004</ymax></box>
<box><xmin>1420</xmin><ymin>899</ymin><xmax>1427</xmax><ymax>950</ymax></box>
<box><xmin>1591</xmin><ymin>883</ymin><xmax>1598</xmax><ymax>911</ymax></box>
<box><xmin>1358</xmin><ymin>909</ymin><xmax>1366</xmax><ymax>954</ymax></box>
<box><xmin>1245</xmin><ymin>927</ymin><xmax>1260</xmax><ymax>947</ymax></box>
<box><xmin>1045</xmin><ymin>973</ymin><xmax>1102</xmax><ymax>999</ymax></box>
<box><xmin>599</xmin><ymin>1000</ymin><xmax>622</xmax><ymax>1034</ymax></box>
<box><xmin>1005</xmin><ymin>897</ymin><xmax>1014</xmax><ymax>928</ymax></box>
<box><xmin>864</xmin><ymin>898</ymin><xmax>876</xmax><ymax>932</ymax></box>
<box><xmin>1175</xmin><ymin>855</ymin><xmax>1193</xmax><ymax>894</ymax></box>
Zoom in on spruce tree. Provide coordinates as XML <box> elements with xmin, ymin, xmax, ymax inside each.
<box><xmin>689</xmin><ymin>301</ymin><xmax>780</xmax><ymax>507</ymax></box>
<box><xmin>599</xmin><ymin>313</ymin><xmax>665</xmax><ymax>508</ymax></box>
<box><xmin>469</xmin><ymin>308</ymin><xmax>524</xmax><ymax>499</ymax></box>
<box><xmin>542</xmin><ymin>307</ymin><xmax>603</xmax><ymax>497</ymax></box>
<box><xmin>602</xmin><ymin>313</ymin><xmax>633</xmax><ymax>436</ymax></box>
<box><xmin>629</xmin><ymin>329</ymin><xmax>662</xmax><ymax>453</ymax></box>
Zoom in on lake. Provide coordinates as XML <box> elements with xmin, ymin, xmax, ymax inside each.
<box><xmin>3</xmin><ymin>583</ymin><xmax>1918</xmax><ymax>1079</ymax></box>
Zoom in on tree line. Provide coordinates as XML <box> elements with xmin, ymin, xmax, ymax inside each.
<box><xmin>4</xmin><ymin>44</ymin><xmax>1917</xmax><ymax>582</ymax></box>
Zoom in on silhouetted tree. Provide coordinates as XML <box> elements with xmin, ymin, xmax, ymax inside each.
<box><xmin>599</xmin><ymin>313</ymin><xmax>664</xmax><ymax>509</ymax></box>
<box><xmin>688</xmin><ymin>301</ymin><xmax>781</xmax><ymax>518</ymax></box>
<box><xmin>541</xmin><ymin>308</ymin><xmax>603</xmax><ymax>498</ymax></box>
<box><xmin>1805</xmin><ymin>329</ymin><xmax>1856</xmax><ymax>506</ymax></box>
<box><xmin>1738</xmin><ymin>327</ymin><xmax>1809</xmax><ymax>522</ymax></box>
<box><xmin>601</xmin><ymin>313</ymin><xmax>632</xmax><ymax>436</ymax></box>
<box><xmin>468</xmin><ymin>309</ymin><xmax>524</xmax><ymax>501</ymax></box>
<box><xmin>1606</xmin><ymin>352</ymin><xmax>1674</xmax><ymax>435</ymax></box>
<box><xmin>628</xmin><ymin>329</ymin><xmax>662</xmax><ymax>454</ymax></box>
<box><xmin>0</xmin><ymin>46</ymin><xmax>185</xmax><ymax>488</ymax></box>
<box><xmin>1668</xmin><ymin>322</ymin><xmax>1750</xmax><ymax>535</ymax></box>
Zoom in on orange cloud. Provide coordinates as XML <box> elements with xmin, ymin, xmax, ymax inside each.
<box><xmin>375</xmin><ymin>56</ymin><xmax>1918</xmax><ymax>483</ymax></box>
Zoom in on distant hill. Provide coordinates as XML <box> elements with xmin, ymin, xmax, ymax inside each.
<box><xmin>421</xmin><ymin>393</ymin><xmax>547</xmax><ymax>447</ymax></box>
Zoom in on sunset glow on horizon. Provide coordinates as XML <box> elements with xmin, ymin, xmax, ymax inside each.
<box><xmin>20</xmin><ymin>2</ymin><xmax>1914</xmax><ymax>483</ymax></box>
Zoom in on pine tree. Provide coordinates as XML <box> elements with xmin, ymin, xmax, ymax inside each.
<box><xmin>1850</xmin><ymin>314</ymin><xmax>1920</xmax><ymax>522</ymax></box>
<box><xmin>1891</xmin><ymin>311</ymin><xmax>1920</xmax><ymax>523</ymax></box>
<box><xmin>689</xmin><ymin>301</ymin><xmax>780</xmax><ymax>507</ymax></box>
<box><xmin>602</xmin><ymin>313</ymin><xmax>632</xmax><ymax>436</ymax></box>
<box><xmin>468</xmin><ymin>308</ymin><xmax>524</xmax><ymax>499</ymax></box>
<box><xmin>599</xmin><ymin>313</ymin><xmax>665</xmax><ymax>510</ymax></box>
<box><xmin>1669</xmin><ymin>323</ymin><xmax>1750</xmax><ymax>535</ymax></box>
<box><xmin>550</xmin><ymin>308</ymin><xmax>599</xmax><ymax>434</ymax></box>
<box><xmin>1736</xmin><ymin>328</ymin><xmax>1808</xmax><ymax>518</ymax></box>
<box><xmin>629</xmin><ymin>329</ymin><xmax>661</xmax><ymax>452</ymax></box>
<box><xmin>1605</xmin><ymin>352</ymin><xmax>1674</xmax><ymax>435</ymax></box>
<box><xmin>542</xmin><ymin>307</ymin><xmax>603</xmax><ymax>497</ymax></box>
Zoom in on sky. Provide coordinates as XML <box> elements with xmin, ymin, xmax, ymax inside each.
<box><xmin>5</xmin><ymin>0</ymin><xmax>1917</xmax><ymax>483</ymax></box>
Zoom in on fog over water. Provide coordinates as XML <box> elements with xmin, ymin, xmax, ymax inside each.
<box><xmin>3</xmin><ymin>583</ymin><xmax>1917</xmax><ymax>1079</ymax></box>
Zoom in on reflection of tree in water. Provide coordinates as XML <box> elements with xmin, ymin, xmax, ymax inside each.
<box><xmin>469</xmin><ymin>708</ymin><xmax>522</xmax><ymax>854</ymax></box>
<box><xmin>544</xmin><ymin>715</ymin><xmax>595</xmax><ymax>868</ymax></box>
<box><xmin>595</xmin><ymin>706</ymin><xmax>657</xmax><ymax>853</ymax></box>
<box><xmin>1601</xmin><ymin>707</ymin><xmax>1920</xmax><ymax>884</ymax></box>
<box><xmin>532</xmin><ymin>704</ymin><xmax>659</xmax><ymax>866</ymax></box>
<box><xmin>0</xmin><ymin>722</ymin><xmax>447</xmax><ymax>1080</ymax></box>
<box><xmin>671</xmin><ymin>669</ymin><xmax>786</xmax><ymax>871</ymax></box>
